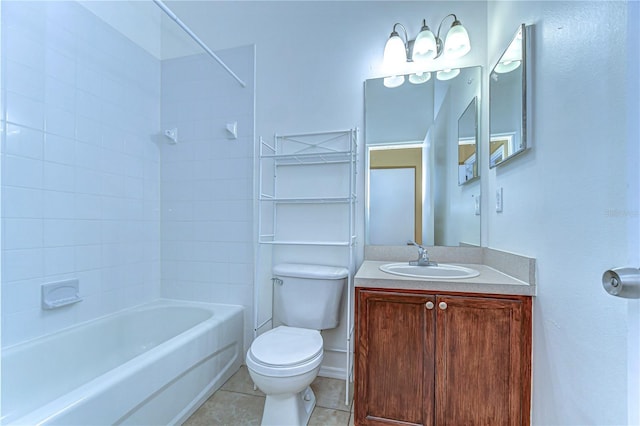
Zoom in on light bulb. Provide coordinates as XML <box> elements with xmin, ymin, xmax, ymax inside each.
<box><xmin>412</xmin><ymin>25</ymin><xmax>437</xmax><ymax>63</ymax></box>
<box><xmin>383</xmin><ymin>33</ymin><xmax>407</xmax><ymax>72</ymax></box>
<box><xmin>409</xmin><ymin>71</ymin><xmax>432</xmax><ymax>84</ymax></box>
<box><xmin>444</xmin><ymin>21</ymin><xmax>471</xmax><ymax>58</ymax></box>
<box><xmin>384</xmin><ymin>75</ymin><xmax>405</xmax><ymax>88</ymax></box>
<box><xmin>436</xmin><ymin>68</ymin><xmax>460</xmax><ymax>81</ymax></box>
<box><xmin>494</xmin><ymin>60</ymin><xmax>521</xmax><ymax>74</ymax></box>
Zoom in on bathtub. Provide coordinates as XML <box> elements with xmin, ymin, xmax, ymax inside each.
<box><xmin>1</xmin><ymin>299</ymin><xmax>244</xmax><ymax>425</ymax></box>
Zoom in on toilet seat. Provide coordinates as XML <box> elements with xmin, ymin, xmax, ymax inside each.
<box><xmin>247</xmin><ymin>326</ymin><xmax>323</xmax><ymax>377</ymax></box>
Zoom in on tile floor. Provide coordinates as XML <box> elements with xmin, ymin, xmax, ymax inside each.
<box><xmin>185</xmin><ymin>366</ymin><xmax>355</xmax><ymax>426</ymax></box>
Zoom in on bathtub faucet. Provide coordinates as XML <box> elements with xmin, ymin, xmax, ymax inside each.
<box><xmin>407</xmin><ymin>240</ymin><xmax>438</xmax><ymax>266</ymax></box>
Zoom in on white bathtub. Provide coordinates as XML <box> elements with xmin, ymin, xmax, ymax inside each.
<box><xmin>1</xmin><ymin>299</ymin><xmax>244</xmax><ymax>425</ymax></box>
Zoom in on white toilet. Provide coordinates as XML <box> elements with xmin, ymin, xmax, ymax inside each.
<box><xmin>246</xmin><ymin>263</ymin><xmax>348</xmax><ymax>426</ymax></box>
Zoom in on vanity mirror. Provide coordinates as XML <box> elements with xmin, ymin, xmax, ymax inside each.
<box><xmin>458</xmin><ymin>97</ymin><xmax>478</xmax><ymax>185</ymax></box>
<box><xmin>489</xmin><ymin>24</ymin><xmax>528</xmax><ymax>167</ymax></box>
<box><xmin>365</xmin><ymin>66</ymin><xmax>481</xmax><ymax>247</ymax></box>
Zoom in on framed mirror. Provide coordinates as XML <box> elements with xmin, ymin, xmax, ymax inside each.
<box><xmin>489</xmin><ymin>24</ymin><xmax>528</xmax><ymax>168</ymax></box>
<box><xmin>458</xmin><ymin>97</ymin><xmax>478</xmax><ymax>185</ymax></box>
<box><xmin>365</xmin><ymin>66</ymin><xmax>481</xmax><ymax>247</ymax></box>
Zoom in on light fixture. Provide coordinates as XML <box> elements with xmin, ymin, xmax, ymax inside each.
<box><xmin>382</xmin><ymin>14</ymin><xmax>471</xmax><ymax>71</ymax></box>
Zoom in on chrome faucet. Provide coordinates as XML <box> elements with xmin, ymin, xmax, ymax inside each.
<box><xmin>408</xmin><ymin>241</ymin><xmax>438</xmax><ymax>266</ymax></box>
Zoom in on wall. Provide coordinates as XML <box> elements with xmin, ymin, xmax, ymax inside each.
<box><xmin>486</xmin><ymin>1</ymin><xmax>639</xmax><ymax>424</ymax></box>
<box><xmin>0</xmin><ymin>1</ymin><xmax>161</xmax><ymax>347</ymax></box>
<box><xmin>159</xmin><ymin>46</ymin><xmax>255</xmax><ymax>351</ymax></box>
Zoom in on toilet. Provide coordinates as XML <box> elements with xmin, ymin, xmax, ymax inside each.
<box><xmin>246</xmin><ymin>263</ymin><xmax>348</xmax><ymax>426</ymax></box>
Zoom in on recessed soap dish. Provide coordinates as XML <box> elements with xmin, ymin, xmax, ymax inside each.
<box><xmin>41</xmin><ymin>279</ymin><xmax>83</xmax><ymax>310</ymax></box>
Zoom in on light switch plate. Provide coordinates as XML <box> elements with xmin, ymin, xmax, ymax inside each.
<box><xmin>496</xmin><ymin>187</ymin><xmax>503</xmax><ymax>212</ymax></box>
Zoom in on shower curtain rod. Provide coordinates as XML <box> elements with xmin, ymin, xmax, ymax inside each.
<box><xmin>152</xmin><ymin>0</ymin><xmax>247</xmax><ymax>88</ymax></box>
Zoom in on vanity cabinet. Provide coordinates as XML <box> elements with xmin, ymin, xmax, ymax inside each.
<box><xmin>354</xmin><ymin>288</ymin><xmax>532</xmax><ymax>426</ymax></box>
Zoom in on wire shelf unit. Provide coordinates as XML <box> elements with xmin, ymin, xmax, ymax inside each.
<box><xmin>255</xmin><ymin>128</ymin><xmax>358</xmax><ymax>405</ymax></box>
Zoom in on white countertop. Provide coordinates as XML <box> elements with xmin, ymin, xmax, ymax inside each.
<box><xmin>355</xmin><ymin>260</ymin><xmax>536</xmax><ymax>296</ymax></box>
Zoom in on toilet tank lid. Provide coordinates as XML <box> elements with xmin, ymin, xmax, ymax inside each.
<box><xmin>273</xmin><ymin>263</ymin><xmax>349</xmax><ymax>279</ymax></box>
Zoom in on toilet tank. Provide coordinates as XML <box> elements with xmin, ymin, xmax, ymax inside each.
<box><xmin>273</xmin><ymin>263</ymin><xmax>348</xmax><ymax>330</ymax></box>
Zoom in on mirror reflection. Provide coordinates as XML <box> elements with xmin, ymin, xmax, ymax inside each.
<box><xmin>365</xmin><ymin>66</ymin><xmax>481</xmax><ymax>247</ymax></box>
<box><xmin>489</xmin><ymin>24</ymin><xmax>527</xmax><ymax>167</ymax></box>
<box><xmin>458</xmin><ymin>97</ymin><xmax>478</xmax><ymax>185</ymax></box>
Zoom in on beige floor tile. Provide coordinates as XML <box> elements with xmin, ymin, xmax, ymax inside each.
<box><xmin>185</xmin><ymin>368</ymin><xmax>353</xmax><ymax>426</ymax></box>
<box><xmin>184</xmin><ymin>390</ymin><xmax>265</xmax><ymax>426</ymax></box>
<box><xmin>308</xmin><ymin>406</ymin><xmax>351</xmax><ymax>426</ymax></box>
<box><xmin>221</xmin><ymin>365</ymin><xmax>265</xmax><ymax>397</ymax></box>
<box><xmin>310</xmin><ymin>377</ymin><xmax>352</xmax><ymax>412</ymax></box>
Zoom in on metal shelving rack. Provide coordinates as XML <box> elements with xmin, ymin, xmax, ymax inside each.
<box><xmin>255</xmin><ymin>128</ymin><xmax>357</xmax><ymax>405</ymax></box>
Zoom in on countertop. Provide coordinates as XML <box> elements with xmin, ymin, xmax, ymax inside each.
<box><xmin>355</xmin><ymin>260</ymin><xmax>536</xmax><ymax>296</ymax></box>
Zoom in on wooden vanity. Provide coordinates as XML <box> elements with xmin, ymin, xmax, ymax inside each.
<box><xmin>353</xmin><ymin>256</ymin><xmax>535</xmax><ymax>426</ymax></box>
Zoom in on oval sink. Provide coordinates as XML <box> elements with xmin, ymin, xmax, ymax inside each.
<box><xmin>379</xmin><ymin>263</ymin><xmax>480</xmax><ymax>279</ymax></box>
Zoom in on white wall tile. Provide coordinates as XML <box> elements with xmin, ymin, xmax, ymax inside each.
<box><xmin>2</xmin><ymin>218</ymin><xmax>43</xmax><ymax>250</ymax></box>
<box><xmin>6</xmin><ymin>90</ymin><xmax>45</xmax><ymax>130</ymax></box>
<box><xmin>6</xmin><ymin>59</ymin><xmax>45</xmax><ymax>101</ymax></box>
<box><xmin>44</xmin><ymin>219</ymin><xmax>75</xmax><ymax>247</ymax></box>
<box><xmin>2</xmin><ymin>248</ymin><xmax>44</xmax><ymax>282</ymax></box>
<box><xmin>44</xmin><ymin>133</ymin><xmax>75</xmax><ymax>165</ymax></box>
<box><xmin>4</xmin><ymin>124</ymin><xmax>44</xmax><ymax>160</ymax></box>
<box><xmin>43</xmin><ymin>161</ymin><xmax>75</xmax><ymax>192</ymax></box>
<box><xmin>45</xmin><ymin>76</ymin><xmax>75</xmax><ymax>112</ymax></box>
<box><xmin>43</xmin><ymin>190</ymin><xmax>75</xmax><ymax>219</ymax></box>
<box><xmin>44</xmin><ymin>246</ymin><xmax>75</xmax><ymax>276</ymax></box>
<box><xmin>1</xmin><ymin>278</ymin><xmax>42</xmax><ymax>315</ymax></box>
<box><xmin>45</xmin><ymin>104</ymin><xmax>76</xmax><ymax>138</ymax></box>
<box><xmin>2</xmin><ymin>154</ymin><xmax>43</xmax><ymax>189</ymax></box>
<box><xmin>2</xmin><ymin>186</ymin><xmax>43</xmax><ymax>219</ymax></box>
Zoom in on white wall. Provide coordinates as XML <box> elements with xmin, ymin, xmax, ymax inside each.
<box><xmin>486</xmin><ymin>1</ymin><xmax>639</xmax><ymax>424</ymax></box>
<box><xmin>1</xmin><ymin>1</ymin><xmax>162</xmax><ymax>347</ymax></box>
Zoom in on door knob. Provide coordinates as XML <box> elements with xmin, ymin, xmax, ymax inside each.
<box><xmin>439</xmin><ymin>301</ymin><xmax>448</xmax><ymax>310</ymax></box>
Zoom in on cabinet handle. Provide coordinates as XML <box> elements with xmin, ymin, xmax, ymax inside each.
<box><xmin>425</xmin><ymin>301</ymin><xmax>434</xmax><ymax>310</ymax></box>
<box><xmin>439</xmin><ymin>301</ymin><xmax>448</xmax><ymax>310</ymax></box>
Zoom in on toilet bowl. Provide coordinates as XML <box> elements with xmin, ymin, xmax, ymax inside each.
<box><xmin>246</xmin><ymin>326</ymin><xmax>323</xmax><ymax>426</ymax></box>
<box><xmin>246</xmin><ymin>263</ymin><xmax>347</xmax><ymax>426</ymax></box>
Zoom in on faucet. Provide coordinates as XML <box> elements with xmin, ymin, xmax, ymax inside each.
<box><xmin>407</xmin><ymin>241</ymin><xmax>438</xmax><ymax>266</ymax></box>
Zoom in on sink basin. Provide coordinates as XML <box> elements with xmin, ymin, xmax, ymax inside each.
<box><xmin>379</xmin><ymin>263</ymin><xmax>480</xmax><ymax>279</ymax></box>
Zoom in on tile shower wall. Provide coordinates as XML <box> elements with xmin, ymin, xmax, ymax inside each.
<box><xmin>160</xmin><ymin>46</ymin><xmax>254</xmax><ymax>349</ymax></box>
<box><xmin>1</xmin><ymin>2</ymin><xmax>161</xmax><ymax>346</ymax></box>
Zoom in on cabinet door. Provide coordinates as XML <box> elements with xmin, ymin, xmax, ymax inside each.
<box><xmin>355</xmin><ymin>290</ymin><xmax>436</xmax><ymax>426</ymax></box>
<box><xmin>435</xmin><ymin>295</ymin><xmax>532</xmax><ymax>426</ymax></box>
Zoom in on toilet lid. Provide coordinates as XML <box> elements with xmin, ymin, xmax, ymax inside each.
<box><xmin>249</xmin><ymin>326</ymin><xmax>323</xmax><ymax>367</ymax></box>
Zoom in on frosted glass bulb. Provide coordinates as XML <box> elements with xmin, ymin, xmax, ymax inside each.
<box><xmin>383</xmin><ymin>35</ymin><xmax>407</xmax><ymax>72</ymax></box>
<box><xmin>384</xmin><ymin>75</ymin><xmax>405</xmax><ymax>88</ymax></box>
<box><xmin>412</xmin><ymin>29</ymin><xmax>437</xmax><ymax>62</ymax></box>
<box><xmin>444</xmin><ymin>23</ymin><xmax>471</xmax><ymax>58</ymax></box>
